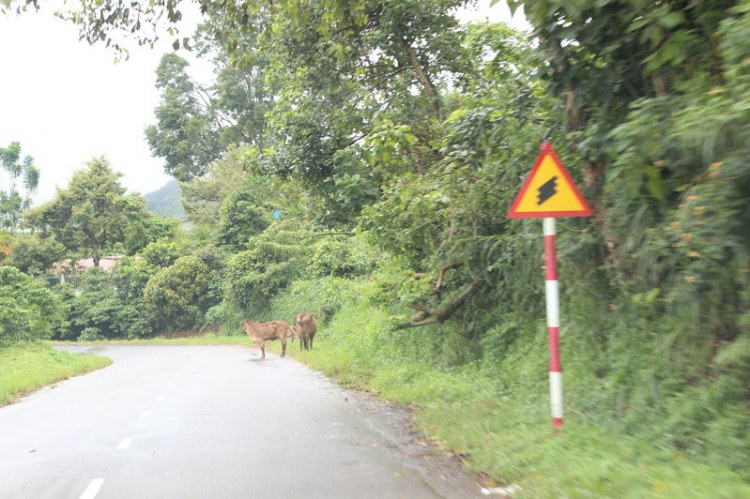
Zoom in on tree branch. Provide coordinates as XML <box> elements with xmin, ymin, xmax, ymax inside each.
<box><xmin>395</xmin><ymin>319</ymin><xmax>441</xmax><ymax>330</ymax></box>
<box><xmin>396</xmin><ymin>281</ymin><xmax>483</xmax><ymax>330</ymax></box>
<box><xmin>397</xmin><ymin>36</ymin><xmax>443</xmax><ymax>121</ymax></box>
<box><xmin>432</xmin><ymin>261</ymin><xmax>463</xmax><ymax>295</ymax></box>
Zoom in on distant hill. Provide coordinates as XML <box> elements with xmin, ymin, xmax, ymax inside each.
<box><xmin>144</xmin><ymin>179</ymin><xmax>185</xmax><ymax>219</ymax></box>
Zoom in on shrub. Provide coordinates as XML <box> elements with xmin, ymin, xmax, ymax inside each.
<box><xmin>0</xmin><ymin>266</ymin><xmax>62</xmax><ymax>343</ymax></box>
<box><xmin>143</xmin><ymin>255</ymin><xmax>211</xmax><ymax>332</ymax></box>
<box><xmin>6</xmin><ymin>235</ymin><xmax>66</xmax><ymax>275</ymax></box>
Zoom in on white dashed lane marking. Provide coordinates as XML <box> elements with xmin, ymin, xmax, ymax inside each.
<box><xmin>79</xmin><ymin>478</ymin><xmax>104</xmax><ymax>499</ymax></box>
<box><xmin>139</xmin><ymin>411</ymin><xmax>151</xmax><ymax>420</ymax></box>
<box><xmin>117</xmin><ymin>438</ymin><xmax>133</xmax><ymax>450</ymax></box>
<box><xmin>156</xmin><ymin>395</ymin><xmax>165</xmax><ymax>402</ymax></box>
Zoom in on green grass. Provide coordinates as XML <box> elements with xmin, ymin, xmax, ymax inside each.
<box><xmin>283</xmin><ymin>301</ymin><xmax>750</xmax><ymax>498</ymax></box>
<box><xmin>0</xmin><ymin>341</ymin><xmax>113</xmax><ymax>407</ymax></box>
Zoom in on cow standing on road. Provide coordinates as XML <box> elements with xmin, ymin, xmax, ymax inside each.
<box><xmin>291</xmin><ymin>313</ymin><xmax>317</xmax><ymax>351</ymax></box>
<box><xmin>243</xmin><ymin>320</ymin><xmax>290</xmax><ymax>359</ymax></box>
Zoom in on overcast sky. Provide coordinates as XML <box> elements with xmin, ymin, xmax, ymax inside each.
<box><xmin>0</xmin><ymin>1</ymin><xmax>528</xmax><ymax>206</ymax></box>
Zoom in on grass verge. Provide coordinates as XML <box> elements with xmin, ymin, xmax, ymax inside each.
<box><xmin>0</xmin><ymin>341</ymin><xmax>112</xmax><ymax>407</ymax></box>
<box><xmin>288</xmin><ymin>301</ymin><xmax>750</xmax><ymax>499</ymax></box>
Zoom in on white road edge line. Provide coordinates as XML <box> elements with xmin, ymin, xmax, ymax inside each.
<box><xmin>79</xmin><ymin>478</ymin><xmax>105</xmax><ymax>499</ymax></box>
<box><xmin>139</xmin><ymin>411</ymin><xmax>152</xmax><ymax>420</ymax></box>
<box><xmin>117</xmin><ymin>438</ymin><xmax>133</xmax><ymax>450</ymax></box>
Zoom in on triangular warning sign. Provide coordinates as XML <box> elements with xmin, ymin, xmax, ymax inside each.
<box><xmin>508</xmin><ymin>143</ymin><xmax>593</xmax><ymax>218</ymax></box>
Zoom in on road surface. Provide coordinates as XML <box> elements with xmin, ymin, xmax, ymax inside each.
<box><xmin>0</xmin><ymin>345</ymin><xmax>487</xmax><ymax>498</ymax></box>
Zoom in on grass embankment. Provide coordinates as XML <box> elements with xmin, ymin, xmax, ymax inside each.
<box><xmin>0</xmin><ymin>341</ymin><xmax>112</xmax><ymax>407</ymax></box>
<box><xmin>284</xmin><ymin>298</ymin><xmax>750</xmax><ymax>499</ymax></box>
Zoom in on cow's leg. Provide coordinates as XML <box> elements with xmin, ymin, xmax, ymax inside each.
<box><xmin>259</xmin><ymin>340</ymin><xmax>266</xmax><ymax>359</ymax></box>
<box><xmin>281</xmin><ymin>337</ymin><xmax>287</xmax><ymax>357</ymax></box>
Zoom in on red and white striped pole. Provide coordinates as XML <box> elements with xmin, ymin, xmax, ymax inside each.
<box><xmin>544</xmin><ymin>217</ymin><xmax>563</xmax><ymax>430</ymax></box>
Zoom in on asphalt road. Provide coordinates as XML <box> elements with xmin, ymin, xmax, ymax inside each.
<box><xmin>0</xmin><ymin>345</ymin><xmax>487</xmax><ymax>499</ymax></box>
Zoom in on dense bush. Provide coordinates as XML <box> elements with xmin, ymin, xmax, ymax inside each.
<box><xmin>54</xmin><ymin>267</ymin><xmax>156</xmax><ymax>341</ymax></box>
<box><xmin>143</xmin><ymin>255</ymin><xmax>211</xmax><ymax>331</ymax></box>
<box><xmin>224</xmin><ymin>221</ymin><xmax>310</xmax><ymax>314</ymax></box>
<box><xmin>140</xmin><ymin>239</ymin><xmax>185</xmax><ymax>268</ymax></box>
<box><xmin>6</xmin><ymin>235</ymin><xmax>66</xmax><ymax>275</ymax></box>
<box><xmin>307</xmin><ymin>235</ymin><xmax>380</xmax><ymax>278</ymax></box>
<box><xmin>0</xmin><ymin>266</ymin><xmax>62</xmax><ymax>342</ymax></box>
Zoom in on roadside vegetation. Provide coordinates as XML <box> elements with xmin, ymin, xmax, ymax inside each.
<box><xmin>1</xmin><ymin>0</ymin><xmax>749</xmax><ymax>496</ymax></box>
<box><xmin>0</xmin><ymin>342</ymin><xmax>112</xmax><ymax>407</ymax></box>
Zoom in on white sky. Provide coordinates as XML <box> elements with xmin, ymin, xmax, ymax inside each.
<box><xmin>0</xmin><ymin>1</ymin><xmax>528</xmax><ymax>206</ymax></box>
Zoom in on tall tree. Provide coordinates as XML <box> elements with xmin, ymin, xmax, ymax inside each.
<box><xmin>145</xmin><ymin>53</ymin><xmax>221</xmax><ymax>181</ymax></box>
<box><xmin>145</xmin><ymin>28</ymin><xmax>274</xmax><ymax>182</ymax></box>
<box><xmin>24</xmin><ymin>157</ymin><xmax>147</xmax><ymax>267</ymax></box>
<box><xmin>0</xmin><ymin>141</ymin><xmax>38</xmax><ymax>234</ymax></box>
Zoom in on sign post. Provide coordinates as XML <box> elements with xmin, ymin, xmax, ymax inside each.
<box><xmin>508</xmin><ymin>143</ymin><xmax>593</xmax><ymax>431</ymax></box>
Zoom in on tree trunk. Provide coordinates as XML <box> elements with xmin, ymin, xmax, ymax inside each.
<box><xmin>397</xmin><ymin>36</ymin><xmax>443</xmax><ymax>121</ymax></box>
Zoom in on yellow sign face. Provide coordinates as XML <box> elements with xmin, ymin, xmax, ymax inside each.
<box><xmin>508</xmin><ymin>144</ymin><xmax>593</xmax><ymax>218</ymax></box>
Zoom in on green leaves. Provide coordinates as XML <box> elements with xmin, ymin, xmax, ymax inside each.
<box><xmin>143</xmin><ymin>255</ymin><xmax>211</xmax><ymax>331</ymax></box>
<box><xmin>0</xmin><ymin>141</ymin><xmax>38</xmax><ymax>235</ymax></box>
<box><xmin>657</xmin><ymin>10</ymin><xmax>686</xmax><ymax>30</ymax></box>
<box><xmin>0</xmin><ymin>266</ymin><xmax>62</xmax><ymax>342</ymax></box>
<box><xmin>24</xmin><ymin>157</ymin><xmax>147</xmax><ymax>265</ymax></box>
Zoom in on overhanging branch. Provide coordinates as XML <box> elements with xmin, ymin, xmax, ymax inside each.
<box><xmin>395</xmin><ymin>281</ymin><xmax>483</xmax><ymax>330</ymax></box>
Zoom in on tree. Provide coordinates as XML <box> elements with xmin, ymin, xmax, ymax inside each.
<box><xmin>179</xmin><ymin>145</ymin><xmax>249</xmax><ymax>230</ymax></box>
<box><xmin>224</xmin><ymin>221</ymin><xmax>310</xmax><ymax>313</ymax></box>
<box><xmin>55</xmin><ymin>267</ymin><xmax>156</xmax><ymax>341</ymax></box>
<box><xmin>145</xmin><ymin>53</ymin><xmax>221</xmax><ymax>181</ymax></box>
<box><xmin>140</xmin><ymin>239</ymin><xmax>185</xmax><ymax>268</ymax></box>
<box><xmin>0</xmin><ymin>141</ymin><xmax>39</xmax><ymax>234</ymax></box>
<box><xmin>143</xmin><ymin>255</ymin><xmax>211</xmax><ymax>331</ymax></box>
<box><xmin>0</xmin><ymin>265</ymin><xmax>62</xmax><ymax>343</ymax></box>
<box><xmin>6</xmin><ymin>234</ymin><xmax>66</xmax><ymax>275</ymax></box>
<box><xmin>145</xmin><ymin>28</ymin><xmax>274</xmax><ymax>181</ymax></box>
<box><xmin>216</xmin><ymin>179</ymin><xmax>271</xmax><ymax>250</ymax></box>
<box><xmin>123</xmin><ymin>211</ymin><xmax>182</xmax><ymax>255</ymax></box>
<box><xmin>23</xmin><ymin>156</ymin><xmax>147</xmax><ymax>267</ymax></box>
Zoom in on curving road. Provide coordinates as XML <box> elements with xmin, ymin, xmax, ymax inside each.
<box><xmin>0</xmin><ymin>345</ymin><xmax>487</xmax><ymax>499</ymax></box>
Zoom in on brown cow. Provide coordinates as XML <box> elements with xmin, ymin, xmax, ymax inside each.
<box><xmin>293</xmin><ymin>313</ymin><xmax>317</xmax><ymax>351</ymax></box>
<box><xmin>243</xmin><ymin>320</ymin><xmax>290</xmax><ymax>359</ymax></box>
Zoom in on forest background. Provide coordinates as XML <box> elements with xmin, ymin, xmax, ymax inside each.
<box><xmin>1</xmin><ymin>0</ymin><xmax>749</xmax><ymax>497</ymax></box>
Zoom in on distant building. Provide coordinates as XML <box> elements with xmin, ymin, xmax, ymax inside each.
<box><xmin>51</xmin><ymin>256</ymin><xmax>124</xmax><ymax>276</ymax></box>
